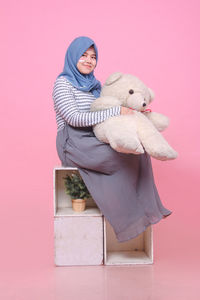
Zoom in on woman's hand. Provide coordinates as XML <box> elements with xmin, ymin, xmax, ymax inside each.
<box><xmin>120</xmin><ymin>106</ymin><xmax>135</xmax><ymax>115</ymax></box>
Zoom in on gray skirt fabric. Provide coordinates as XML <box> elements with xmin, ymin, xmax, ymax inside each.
<box><xmin>56</xmin><ymin>122</ymin><xmax>172</xmax><ymax>242</ymax></box>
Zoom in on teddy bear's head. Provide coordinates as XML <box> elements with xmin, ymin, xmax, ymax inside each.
<box><xmin>101</xmin><ymin>72</ymin><xmax>155</xmax><ymax>111</ymax></box>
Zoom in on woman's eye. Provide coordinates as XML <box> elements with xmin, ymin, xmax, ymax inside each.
<box><xmin>129</xmin><ymin>89</ymin><xmax>134</xmax><ymax>94</ymax></box>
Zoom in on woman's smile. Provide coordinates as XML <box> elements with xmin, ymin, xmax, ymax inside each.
<box><xmin>84</xmin><ymin>64</ymin><xmax>92</xmax><ymax>68</ymax></box>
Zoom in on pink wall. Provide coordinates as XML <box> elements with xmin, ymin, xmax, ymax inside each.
<box><xmin>1</xmin><ymin>0</ymin><xmax>200</xmax><ymax>269</ymax></box>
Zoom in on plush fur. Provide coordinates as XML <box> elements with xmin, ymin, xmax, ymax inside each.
<box><xmin>90</xmin><ymin>72</ymin><xmax>178</xmax><ymax>161</ymax></box>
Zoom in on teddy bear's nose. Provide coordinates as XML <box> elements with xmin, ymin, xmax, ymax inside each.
<box><xmin>143</xmin><ymin>103</ymin><xmax>146</xmax><ymax>107</ymax></box>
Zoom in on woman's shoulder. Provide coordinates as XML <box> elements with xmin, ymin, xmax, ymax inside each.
<box><xmin>53</xmin><ymin>76</ymin><xmax>74</xmax><ymax>94</ymax></box>
<box><xmin>54</xmin><ymin>75</ymin><xmax>72</xmax><ymax>86</ymax></box>
<box><xmin>52</xmin><ymin>76</ymin><xmax>75</xmax><ymax>100</ymax></box>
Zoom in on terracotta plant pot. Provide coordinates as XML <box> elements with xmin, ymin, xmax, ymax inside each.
<box><xmin>72</xmin><ymin>198</ymin><xmax>86</xmax><ymax>212</ymax></box>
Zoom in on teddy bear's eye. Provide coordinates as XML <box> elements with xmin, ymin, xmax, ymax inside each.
<box><xmin>129</xmin><ymin>89</ymin><xmax>134</xmax><ymax>94</ymax></box>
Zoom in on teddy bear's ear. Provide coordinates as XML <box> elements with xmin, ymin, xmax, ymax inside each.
<box><xmin>104</xmin><ymin>72</ymin><xmax>123</xmax><ymax>86</ymax></box>
<box><xmin>148</xmin><ymin>88</ymin><xmax>155</xmax><ymax>102</ymax></box>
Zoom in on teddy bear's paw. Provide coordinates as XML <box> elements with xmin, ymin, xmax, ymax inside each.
<box><xmin>150</xmin><ymin>147</ymin><xmax>178</xmax><ymax>161</ymax></box>
<box><xmin>110</xmin><ymin>139</ymin><xmax>144</xmax><ymax>154</ymax></box>
<box><xmin>162</xmin><ymin>148</ymin><xmax>178</xmax><ymax>160</ymax></box>
<box><xmin>133</xmin><ymin>144</ymin><xmax>145</xmax><ymax>154</ymax></box>
<box><xmin>122</xmin><ymin>138</ymin><xmax>144</xmax><ymax>154</ymax></box>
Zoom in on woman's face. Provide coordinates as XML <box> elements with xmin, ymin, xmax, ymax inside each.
<box><xmin>76</xmin><ymin>46</ymin><xmax>97</xmax><ymax>74</ymax></box>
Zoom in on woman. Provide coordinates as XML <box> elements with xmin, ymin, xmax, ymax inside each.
<box><xmin>52</xmin><ymin>36</ymin><xmax>172</xmax><ymax>242</ymax></box>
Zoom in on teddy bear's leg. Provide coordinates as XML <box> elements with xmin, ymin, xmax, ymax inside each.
<box><xmin>136</xmin><ymin>114</ymin><xmax>178</xmax><ymax>160</ymax></box>
<box><xmin>100</xmin><ymin>116</ymin><xmax>144</xmax><ymax>154</ymax></box>
<box><xmin>109</xmin><ymin>136</ymin><xmax>144</xmax><ymax>154</ymax></box>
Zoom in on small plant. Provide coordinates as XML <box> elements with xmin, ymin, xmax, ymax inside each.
<box><xmin>63</xmin><ymin>173</ymin><xmax>91</xmax><ymax>199</ymax></box>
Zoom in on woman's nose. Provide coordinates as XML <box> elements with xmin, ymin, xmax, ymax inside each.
<box><xmin>86</xmin><ymin>56</ymin><xmax>92</xmax><ymax>63</ymax></box>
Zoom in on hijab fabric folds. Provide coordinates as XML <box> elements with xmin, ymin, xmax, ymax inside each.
<box><xmin>57</xmin><ymin>36</ymin><xmax>101</xmax><ymax>98</ymax></box>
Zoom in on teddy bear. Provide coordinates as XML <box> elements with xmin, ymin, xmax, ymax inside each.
<box><xmin>90</xmin><ymin>72</ymin><xmax>178</xmax><ymax>161</ymax></box>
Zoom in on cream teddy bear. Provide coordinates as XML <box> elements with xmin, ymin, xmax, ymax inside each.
<box><xmin>90</xmin><ymin>72</ymin><xmax>178</xmax><ymax>161</ymax></box>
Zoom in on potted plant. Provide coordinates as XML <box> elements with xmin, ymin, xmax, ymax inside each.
<box><xmin>63</xmin><ymin>172</ymin><xmax>91</xmax><ymax>212</ymax></box>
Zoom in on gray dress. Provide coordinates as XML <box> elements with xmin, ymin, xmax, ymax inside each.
<box><xmin>56</xmin><ymin>122</ymin><xmax>172</xmax><ymax>242</ymax></box>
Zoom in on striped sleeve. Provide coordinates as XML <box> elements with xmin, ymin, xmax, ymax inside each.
<box><xmin>53</xmin><ymin>79</ymin><xmax>121</xmax><ymax>127</ymax></box>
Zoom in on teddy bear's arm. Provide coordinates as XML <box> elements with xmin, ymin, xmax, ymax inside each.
<box><xmin>90</xmin><ymin>96</ymin><xmax>121</xmax><ymax>112</ymax></box>
<box><xmin>143</xmin><ymin>112</ymin><xmax>169</xmax><ymax>132</ymax></box>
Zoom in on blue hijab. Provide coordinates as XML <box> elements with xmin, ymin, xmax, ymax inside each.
<box><xmin>57</xmin><ymin>36</ymin><xmax>101</xmax><ymax>98</ymax></box>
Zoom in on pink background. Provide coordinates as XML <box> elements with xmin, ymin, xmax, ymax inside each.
<box><xmin>1</xmin><ymin>0</ymin><xmax>200</xmax><ymax>298</ymax></box>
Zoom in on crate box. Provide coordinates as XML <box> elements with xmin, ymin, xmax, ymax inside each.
<box><xmin>54</xmin><ymin>216</ymin><xmax>104</xmax><ymax>266</ymax></box>
<box><xmin>53</xmin><ymin>167</ymin><xmax>102</xmax><ymax>217</ymax></box>
<box><xmin>104</xmin><ymin>217</ymin><xmax>153</xmax><ymax>265</ymax></box>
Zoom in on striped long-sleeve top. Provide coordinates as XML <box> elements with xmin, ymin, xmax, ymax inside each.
<box><xmin>52</xmin><ymin>76</ymin><xmax>121</xmax><ymax>132</ymax></box>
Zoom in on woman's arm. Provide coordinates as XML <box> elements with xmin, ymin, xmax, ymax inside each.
<box><xmin>52</xmin><ymin>78</ymin><xmax>121</xmax><ymax>127</ymax></box>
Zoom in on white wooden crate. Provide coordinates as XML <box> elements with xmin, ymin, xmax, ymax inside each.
<box><xmin>54</xmin><ymin>216</ymin><xmax>104</xmax><ymax>266</ymax></box>
<box><xmin>53</xmin><ymin>167</ymin><xmax>102</xmax><ymax>217</ymax></box>
<box><xmin>104</xmin><ymin>217</ymin><xmax>153</xmax><ymax>265</ymax></box>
